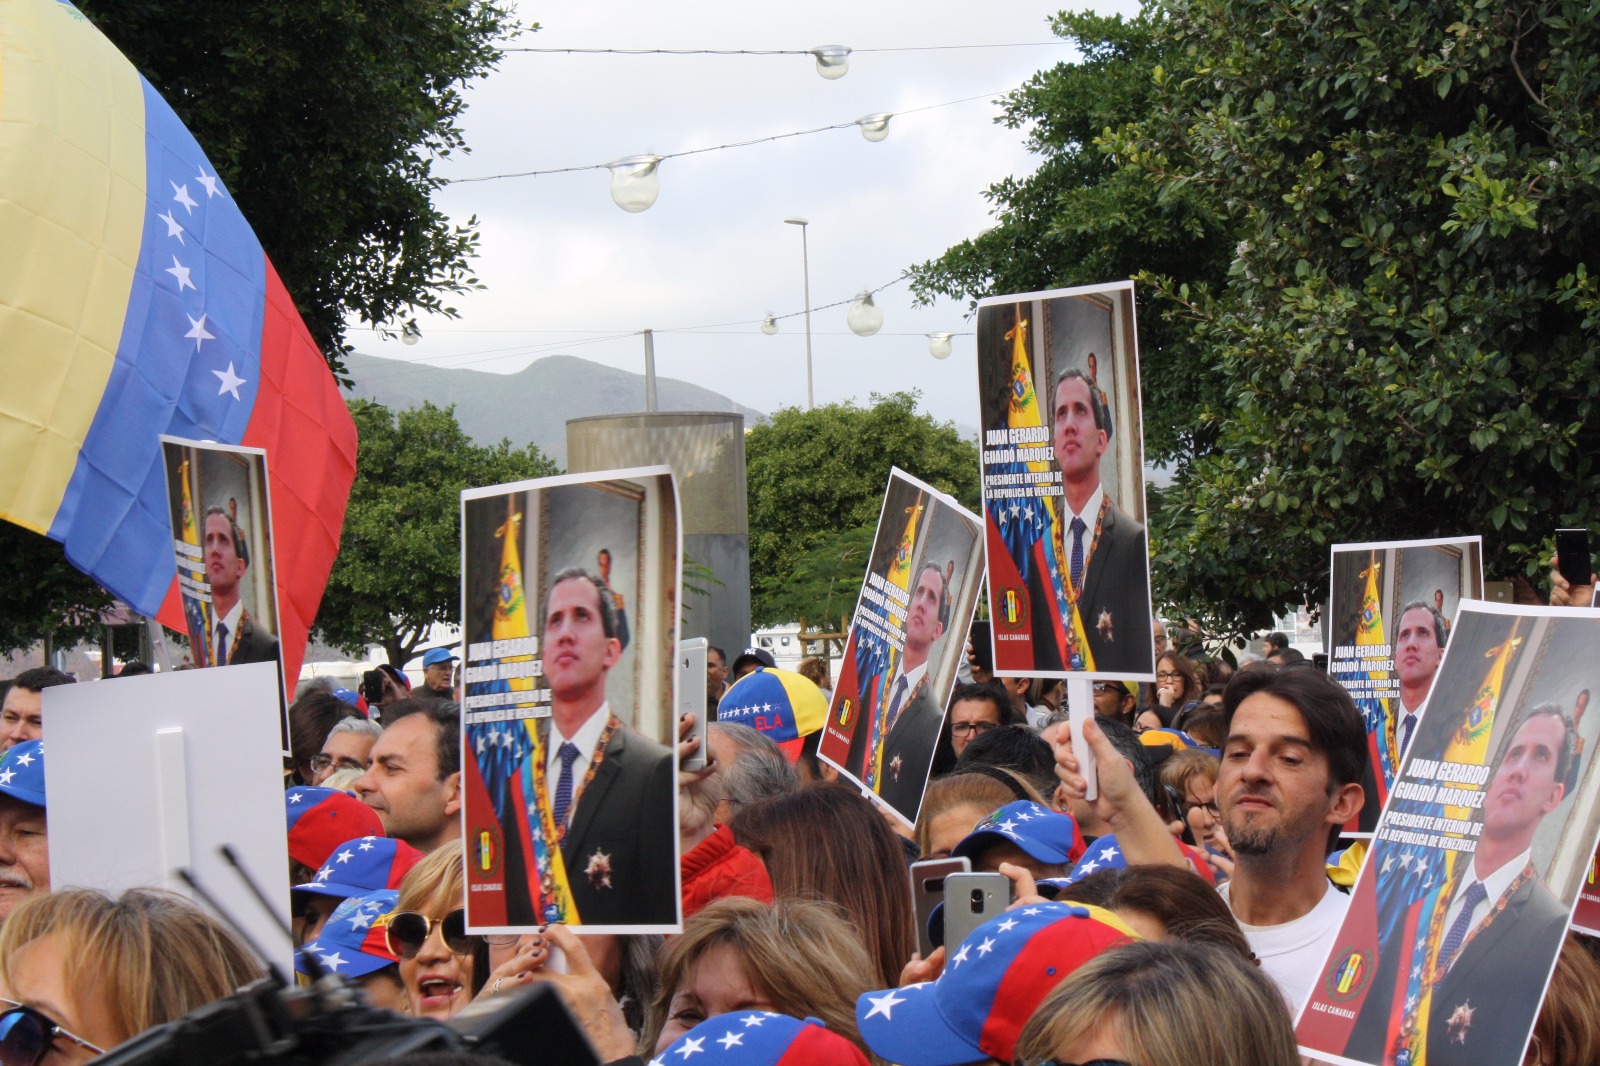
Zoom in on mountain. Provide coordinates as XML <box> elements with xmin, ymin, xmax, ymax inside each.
<box><xmin>343</xmin><ymin>351</ymin><xmax>765</xmax><ymax>466</ymax></box>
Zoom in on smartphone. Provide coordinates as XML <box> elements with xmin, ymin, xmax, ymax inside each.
<box><xmin>1557</xmin><ymin>529</ymin><xmax>1591</xmax><ymax>587</ymax></box>
<box><xmin>969</xmin><ymin>620</ymin><xmax>993</xmax><ymax>675</ymax></box>
<box><xmin>1069</xmin><ymin>687</ymin><xmax>1098</xmax><ymax>802</ymax></box>
<box><xmin>942</xmin><ymin>872</ymin><xmax>1013</xmax><ymax>957</ymax></box>
<box><xmin>678</xmin><ymin>638</ymin><xmax>709</xmax><ymax>770</ymax></box>
<box><xmin>910</xmin><ymin>856</ymin><xmax>970</xmax><ymax>959</ymax></box>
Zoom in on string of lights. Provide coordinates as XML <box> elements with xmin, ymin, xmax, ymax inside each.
<box><xmin>443</xmin><ymin>91</ymin><xmax>1003</xmax><ymax>187</ymax></box>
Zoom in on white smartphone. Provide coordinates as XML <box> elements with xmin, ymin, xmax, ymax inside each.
<box><xmin>679</xmin><ymin>637</ymin><xmax>709</xmax><ymax>770</ymax></box>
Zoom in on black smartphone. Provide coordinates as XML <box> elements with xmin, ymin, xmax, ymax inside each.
<box><xmin>1557</xmin><ymin>529</ymin><xmax>1591</xmax><ymax>587</ymax></box>
<box><xmin>969</xmin><ymin>620</ymin><xmax>993</xmax><ymax>675</ymax></box>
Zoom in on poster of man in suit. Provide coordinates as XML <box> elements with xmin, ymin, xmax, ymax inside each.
<box><xmin>159</xmin><ymin>436</ymin><xmax>282</xmax><ymax>679</ymax></box>
<box><xmin>459</xmin><ymin>466</ymin><xmax>681</xmax><ymax>934</ymax></box>
<box><xmin>1297</xmin><ymin>601</ymin><xmax>1600</xmax><ymax>1066</ymax></box>
<box><xmin>975</xmin><ymin>281</ymin><xmax>1154</xmax><ymax>680</ymax></box>
<box><xmin>817</xmin><ymin>468</ymin><xmax>984</xmax><ymax>826</ymax></box>
<box><xmin>1327</xmin><ymin>537</ymin><xmax>1483</xmax><ymax>835</ymax></box>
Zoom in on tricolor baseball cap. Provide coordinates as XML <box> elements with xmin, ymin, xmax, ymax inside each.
<box><xmin>858</xmin><ymin>902</ymin><xmax>1138</xmax><ymax>1066</ymax></box>
<box><xmin>653</xmin><ymin>1012</ymin><xmax>868</xmax><ymax>1066</ymax></box>
<box><xmin>0</xmin><ymin>741</ymin><xmax>46</xmax><ymax>808</ymax></box>
<box><xmin>294</xmin><ymin>835</ymin><xmax>422</xmax><ymax>899</ymax></box>
<box><xmin>296</xmin><ymin>888</ymin><xmax>401</xmax><ymax>979</ymax></box>
<box><xmin>951</xmin><ymin>801</ymin><xmax>1086</xmax><ymax>868</ymax></box>
<box><xmin>285</xmin><ymin>786</ymin><xmax>384</xmax><ymax>870</ymax></box>
<box><xmin>716</xmin><ymin>666</ymin><xmax>827</xmax><ymax>741</ymax></box>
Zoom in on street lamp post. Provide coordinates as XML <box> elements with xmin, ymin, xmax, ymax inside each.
<box><xmin>784</xmin><ymin>217</ymin><xmax>814</xmax><ymax>410</ymax></box>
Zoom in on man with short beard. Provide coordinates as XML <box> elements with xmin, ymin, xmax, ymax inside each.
<box><xmin>1215</xmin><ymin>666</ymin><xmax>1365</xmax><ymax>1012</ymax></box>
<box><xmin>0</xmin><ymin>741</ymin><xmax>50</xmax><ymax>922</ymax></box>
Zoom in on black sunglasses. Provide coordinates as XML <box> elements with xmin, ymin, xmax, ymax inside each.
<box><xmin>0</xmin><ymin>998</ymin><xmax>104</xmax><ymax>1066</ymax></box>
<box><xmin>384</xmin><ymin>910</ymin><xmax>518</xmax><ymax>959</ymax></box>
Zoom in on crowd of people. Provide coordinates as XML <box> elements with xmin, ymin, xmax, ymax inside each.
<box><xmin>2</xmin><ymin>584</ymin><xmax>1599</xmax><ymax>1066</ymax></box>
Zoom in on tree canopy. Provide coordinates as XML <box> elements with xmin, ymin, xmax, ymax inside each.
<box><xmin>916</xmin><ymin>1</ymin><xmax>1600</xmax><ymax>638</ymax></box>
<box><xmin>0</xmin><ymin>525</ymin><xmax>117</xmax><ymax>657</ymax></box>
<box><xmin>314</xmin><ymin>400</ymin><xmax>559</xmax><ymax>666</ymax></box>
<box><xmin>746</xmin><ymin>393</ymin><xmax>979</xmax><ymax>628</ymax></box>
<box><xmin>77</xmin><ymin>0</ymin><xmax>520</xmax><ymax>376</ymax></box>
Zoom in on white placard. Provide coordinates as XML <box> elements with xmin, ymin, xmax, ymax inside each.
<box><xmin>44</xmin><ymin>662</ymin><xmax>291</xmax><ymax>971</ymax></box>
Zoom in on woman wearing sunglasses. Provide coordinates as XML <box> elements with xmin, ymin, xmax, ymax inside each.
<box><xmin>0</xmin><ymin>887</ymin><xmax>262</xmax><ymax>1065</ymax></box>
<box><xmin>386</xmin><ymin>845</ymin><xmax>499</xmax><ymax>1021</ymax></box>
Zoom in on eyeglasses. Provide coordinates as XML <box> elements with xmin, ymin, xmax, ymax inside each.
<box><xmin>1092</xmin><ymin>682</ymin><xmax>1122</xmax><ymax>695</ymax></box>
<box><xmin>951</xmin><ymin>721</ymin><xmax>998</xmax><ymax>737</ymax></box>
<box><xmin>0</xmin><ymin>998</ymin><xmax>105</xmax><ymax>1066</ymax></box>
<box><xmin>1155</xmin><ymin>670</ymin><xmax>1183</xmax><ymax>682</ymax></box>
<box><xmin>384</xmin><ymin>909</ymin><xmax>519</xmax><ymax>959</ymax></box>
<box><xmin>308</xmin><ymin>753</ymin><xmax>365</xmax><ymax>776</ymax></box>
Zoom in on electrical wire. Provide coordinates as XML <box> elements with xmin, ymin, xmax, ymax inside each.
<box><xmin>501</xmin><ymin>43</ymin><xmax>1066</xmax><ymax>55</ymax></box>
<box><xmin>444</xmin><ymin>92</ymin><xmax>1004</xmax><ymax>183</ymax></box>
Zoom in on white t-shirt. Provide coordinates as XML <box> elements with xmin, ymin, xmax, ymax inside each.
<box><xmin>1220</xmin><ymin>880</ymin><xmax>1349</xmax><ymax>1015</ymax></box>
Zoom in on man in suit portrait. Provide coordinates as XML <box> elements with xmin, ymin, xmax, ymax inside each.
<box><xmin>869</xmin><ymin>561</ymin><xmax>951</xmax><ymax>820</ymax></box>
<box><xmin>502</xmin><ymin>567</ymin><xmax>675</xmax><ymax>926</ymax></box>
<box><xmin>1345</xmin><ymin>703</ymin><xmax>1574</xmax><ymax>1065</ymax></box>
<box><xmin>1029</xmin><ymin>368</ymin><xmax>1148</xmax><ymax>673</ymax></box>
<box><xmin>204</xmin><ymin>505</ymin><xmax>278</xmax><ymax>665</ymax></box>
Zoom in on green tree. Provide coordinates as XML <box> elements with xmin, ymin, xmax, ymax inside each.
<box><xmin>746</xmin><ymin>393</ymin><xmax>979</xmax><ymax>627</ymax></box>
<box><xmin>0</xmin><ymin>524</ymin><xmax>117</xmax><ymax>657</ymax></box>
<box><xmin>314</xmin><ymin>399</ymin><xmax>559</xmax><ymax>665</ymax></box>
<box><xmin>76</xmin><ymin>0</ymin><xmax>520</xmax><ymax>376</ymax></box>
<box><xmin>921</xmin><ymin>1</ymin><xmax>1600</xmax><ymax>638</ymax></box>
<box><xmin>1111</xmin><ymin>0</ymin><xmax>1600</xmax><ymax>636</ymax></box>
<box><xmin>909</xmin><ymin>9</ymin><xmax>1237</xmax><ymax>468</ymax></box>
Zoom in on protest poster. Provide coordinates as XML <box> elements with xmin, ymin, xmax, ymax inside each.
<box><xmin>45</xmin><ymin>662</ymin><xmax>291</xmax><ymax>972</ymax></box>
<box><xmin>816</xmin><ymin>468</ymin><xmax>984</xmax><ymax>826</ymax></box>
<box><xmin>975</xmin><ymin>281</ymin><xmax>1154</xmax><ymax>679</ymax></box>
<box><xmin>459</xmin><ymin>467</ymin><xmax>682</xmax><ymax>934</ymax></box>
<box><xmin>1328</xmin><ymin>537</ymin><xmax>1483</xmax><ymax>835</ymax></box>
<box><xmin>1297</xmin><ymin>601</ymin><xmax>1600</xmax><ymax>1066</ymax></box>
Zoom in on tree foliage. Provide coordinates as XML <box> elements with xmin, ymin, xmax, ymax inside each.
<box><xmin>77</xmin><ymin>0</ymin><xmax>520</xmax><ymax>376</ymax></box>
<box><xmin>0</xmin><ymin>524</ymin><xmax>117</xmax><ymax>657</ymax></box>
<box><xmin>746</xmin><ymin>393</ymin><xmax>979</xmax><ymax>627</ymax></box>
<box><xmin>314</xmin><ymin>400</ymin><xmax>559</xmax><ymax>666</ymax></box>
<box><xmin>919</xmin><ymin>1</ymin><xmax>1600</xmax><ymax>638</ymax></box>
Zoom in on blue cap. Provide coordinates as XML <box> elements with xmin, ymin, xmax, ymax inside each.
<box><xmin>422</xmin><ymin>648</ymin><xmax>458</xmax><ymax>668</ymax></box>
<box><xmin>296</xmin><ymin>889</ymin><xmax>401</xmax><ymax>978</ymax></box>
<box><xmin>0</xmin><ymin>741</ymin><xmax>46</xmax><ymax>808</ymax></box>
<box><xmin>951</xmin><ymin>801</ymin><xmax>1086</xmax><ymax>868</ymax></box>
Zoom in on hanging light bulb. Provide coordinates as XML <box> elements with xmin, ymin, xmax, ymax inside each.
<box><xmin>606</xmin><ymin>154</ymin><xmax>663</xmax><ymax>212</ymax></box>
<box><xmin>927</xmin><ymin>332</ymin><xmax>954</xmax><ymax>359</ymax></box>
<box><xmin>855</xmin><ymin>113</ymin><xmax>892</xmax><ymax>142</ymax></box>
<box><xmin>761</xmin><ymin>313</ymin><xmax>779</xmax><ymax>336</ymax></box>
<box><xmin>811</xmin><ymin>45</ymin><xmax>851</xmax><ymax>80</ymax></box>
<box><xmin>400</xmin><ymin>322</ymin><xmax>421</xmax><ymax>346</ymax></box>
<box><xmin>846</xmin><ymin>290</ymin><xmax>883</xmax><ymax>337</ymax></box>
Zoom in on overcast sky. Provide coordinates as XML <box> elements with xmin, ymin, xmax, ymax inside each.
<box><xmin>350</xmin><ymin>0</ymin><xmax>1141</xmax><ymax>427</ymax></box>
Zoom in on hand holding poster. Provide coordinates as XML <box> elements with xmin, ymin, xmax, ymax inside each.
<box><xmin>816</xmin><ymin>468</ymin><xmax>983</xmax><ymax>826</ymax></box>
<box><xmin>460</xmin><ymin>468</ymin><xmax>681</xmax><ymax>934</ymax></box>
<box><xmin>976</xmin><ymin>282</ymin><xmax>1154</xmax><ymax>679</ymax></box>
<box><xmin>1297</xmin><ymin>601</ymin><xmax>1600</xmax><ymax>1066</ymax></box>
<box><xmin>1327</xmin><ymin>538</ymin><xmax>1484</xmax><ymax>834</ymax></box>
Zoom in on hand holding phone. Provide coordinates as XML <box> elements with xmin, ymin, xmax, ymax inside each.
<box><xmin>911</xmin><ymin>857</ymin><xmax>970</xmax><ymax>959</ymax></box>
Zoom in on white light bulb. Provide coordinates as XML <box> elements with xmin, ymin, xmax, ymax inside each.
<box><xmin>606</xmin><ymin>154</ymin><xmax>663</xmax><ymax>213</ymax></box>
<box><xmin>927</xmin><ymin>332</ymin><xmax>954</xmax><ymax>359</ymax></box>
<box><xmin>856</xmin><ymin>113</ymin><xmax>892</xmax><ymax>142</ymax></box>
<box><xmin>846</xmin><ymin>291</ymin><xmax>883</xmax><ymax>337</ymax></box>
<box><xmin>811</xmin><ymin>45</ymin><xmax>851</xmax><ymax>80</ymax></box>
<box><xmin>401</xmin><ymin>323</ymin><xmax>421</xmax><ymax>347</ymax></box>
<box><xmin>761</xmin><ymin>314</ymin><xmax>779</xmax><ymax>336</ymax></box>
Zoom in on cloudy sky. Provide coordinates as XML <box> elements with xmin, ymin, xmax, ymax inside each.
<box><xmin>351</xmin><ymin>0</ymin><xmax>1141</xmax><ymax>427</ymax></box>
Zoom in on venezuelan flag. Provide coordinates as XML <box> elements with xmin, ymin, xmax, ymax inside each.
<box><xmin>174</xmin><ymin>454</ymin><xmax>213</xmax><ymax>666</ymax></box>
<box><xmin>491</xmin><ymin>505</ymin><xmax>574</xmax><ymax>924</ymax></box>
<box><xmin>0</xmin><ymin>0</ymin><xmax>356</xmax><ymax>683</ymax></box>
<box><xmin>865</xmin><ymin>499</ymin><xmax>923</xmax><ymax>789</ymax></box>
<box><xmin>1355</xmin><ymin>552</ymin><xmax>1397</xmax><ymax>798</ymax></box>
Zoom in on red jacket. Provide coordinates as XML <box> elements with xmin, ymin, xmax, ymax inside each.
<box><xmin>681</xmin><ymin>825</ymin><xmax>773</xmax><ymax>918</ymax></box>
